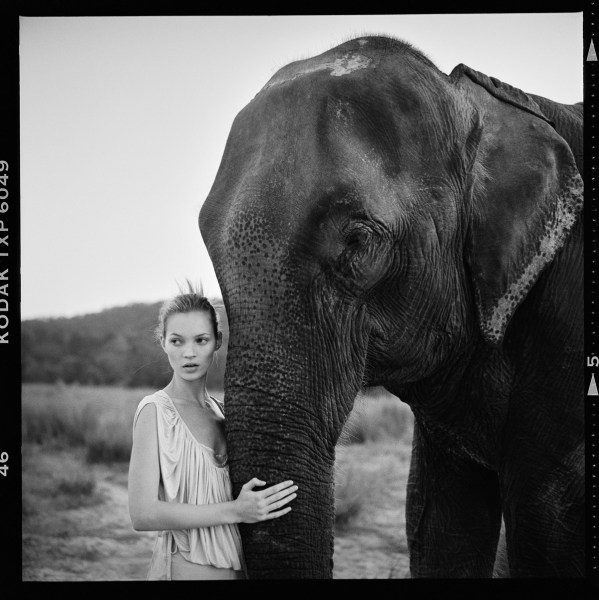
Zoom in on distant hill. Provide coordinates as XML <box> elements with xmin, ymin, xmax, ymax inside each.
<box><xmin>21</xmin><ymin>300</ymin><xmax>229</xmax><ymax>390</ymax></box>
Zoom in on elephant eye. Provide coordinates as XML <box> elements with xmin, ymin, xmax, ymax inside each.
<box><xmin>344</xmin><ymin>222</ymin><xmax>371</xmax><ymax>249</ymax></box>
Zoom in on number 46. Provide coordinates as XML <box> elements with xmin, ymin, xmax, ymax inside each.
<box><xmin>0</xmin><ymin>452</ymin><xmax>7</xmax><ymax>476</ymax></box>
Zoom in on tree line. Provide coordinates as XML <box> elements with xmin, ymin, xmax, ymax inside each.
<box><xmin>21</xmin><ymin>300</ymin><xmax>229</xmax><ymax>390</ymax></box>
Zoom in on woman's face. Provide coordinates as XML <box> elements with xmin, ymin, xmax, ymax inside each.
<box><xmin>161</xmin><ymin>310</ymin><xmax>221</xmax><ymax>383</ymax></box>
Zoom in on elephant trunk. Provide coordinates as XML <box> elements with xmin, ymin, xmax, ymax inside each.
<box><xmin>226</xmin><ymin>387</ymin><xmax>335</xmax><ymax>578</ymax></box>
<box><xmin>225</xmin><ymin>350</ymin><xmax>334</xmax><ymax>579</ymax></box>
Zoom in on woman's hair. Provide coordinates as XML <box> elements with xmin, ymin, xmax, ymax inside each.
<box><xmin>155</xmin><ymin>280</ymin><xmax>220</xmax><ymax>342</ymax></box>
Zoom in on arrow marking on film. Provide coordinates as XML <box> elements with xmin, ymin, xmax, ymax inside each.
<box><xmin>587</xmin><ymin>38</ymin><xmax>597</xmax><ymax>61</ymax></box>
<box><xmin>588</xmin><ymin>373</ymin><xmax>599</xmax><ymax>396</ymax></box>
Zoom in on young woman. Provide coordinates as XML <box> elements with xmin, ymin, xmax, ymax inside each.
<box><xmin>128</xmin><ymin>289</ymin><xmax>298</xmax><ymax>580</ymax></box>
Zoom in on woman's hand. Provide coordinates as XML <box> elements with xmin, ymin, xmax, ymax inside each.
<box><xmin>233</xmin><ymin>478</ymin><xmax>298</xmax><ymax>523</ymax></box>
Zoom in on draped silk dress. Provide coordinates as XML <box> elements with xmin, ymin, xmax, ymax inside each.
<box><xmin>132</xmin><ymin>390</ymin><xmax>246</xmax><ymax>580</ymax></box>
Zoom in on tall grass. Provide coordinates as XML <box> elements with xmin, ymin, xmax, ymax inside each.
<box><xmin>22</xmin><ymin>383</ymin><xmax>153</xmax><ymax>463</ymax></box>
<box><xmin>22</xmin><ymin>447</ymin><xmax>103</xmax><ymax>516</ymax></box>
<box><xmin>22</xmin><ymin>384</ymin><xmax>99</xmax><ymax>446</ymax></box>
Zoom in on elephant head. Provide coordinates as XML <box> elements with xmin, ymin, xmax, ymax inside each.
<box><xmin>199</xmin><ymin>36</ymin><xmax>583</xmax><ymax>578</ymax></box>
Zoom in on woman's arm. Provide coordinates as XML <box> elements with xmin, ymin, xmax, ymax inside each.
<box><xmin>127</xmin><ymin>403</ymin><xmax>297</xmax><ymax>532</ymax></box>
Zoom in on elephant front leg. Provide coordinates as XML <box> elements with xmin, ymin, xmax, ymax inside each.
<box><xmin>500</xmin><ymin>441</ymin><xmax>585</xmax><ymax>577</ymax></box>
<box><xmin>406</xmin><ymin>421</ymin><xmax>502</xmax><ymax>578</ymax></box>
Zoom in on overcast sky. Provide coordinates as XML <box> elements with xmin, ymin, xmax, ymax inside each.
<box><xmin>19</xmin><ymin>13</ymin><xmax>584</xmax><ymax>320</ymax></box>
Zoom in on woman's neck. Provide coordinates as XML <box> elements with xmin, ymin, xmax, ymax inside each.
<box><xmin>164</xmin><ymin>375</ymin><xmax>210</xmax><ymax>407</ymax></box>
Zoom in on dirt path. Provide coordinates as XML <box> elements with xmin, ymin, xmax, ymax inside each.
<box><xmin>22</xmin><ymin>445</ymin><xmax>155</xmax><ymax>581</ymax></box>
<box><xmin>22</xmin><ymin>442</ymin><xmax>410</xmax><ymax>580</ymax></box>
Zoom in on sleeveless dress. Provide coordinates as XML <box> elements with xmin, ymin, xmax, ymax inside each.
<box><xmin>132</xmin><ymin>390</ymin><xmax>246</xmax><ymax>580</ymax></box>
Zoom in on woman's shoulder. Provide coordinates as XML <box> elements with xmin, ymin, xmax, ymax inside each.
<box><xmin>137</xmin><ymin>390</ymin><xmax>170</xmax><ymax>409</ymax></box>
<box><xmin>133</xmin><ymin>391</ymin><xmax>171</xmax><ymax>427</ymax></box>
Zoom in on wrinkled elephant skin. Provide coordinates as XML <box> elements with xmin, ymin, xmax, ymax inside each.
<box><xmin>199</xmin><ymin>37</ymin><xmax>584</xmax><ymax>578</ymax></box>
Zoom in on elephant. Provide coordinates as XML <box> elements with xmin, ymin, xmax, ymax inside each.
<box><xmin>199</xmin><ymin>36</ymin><xmax>584</xmax><ymax>578</ymax></box>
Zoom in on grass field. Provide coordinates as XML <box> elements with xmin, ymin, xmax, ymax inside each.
<box><xmin>22</xmin><ymin>383</ymin><xmax>414</xmax><ymax>580</ymax></box>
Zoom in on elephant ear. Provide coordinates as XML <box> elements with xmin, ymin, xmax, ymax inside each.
<box><xmin>450</xmin><ymin>64</ymin><xmax>584</xmax><ymax>346</ymax></box>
